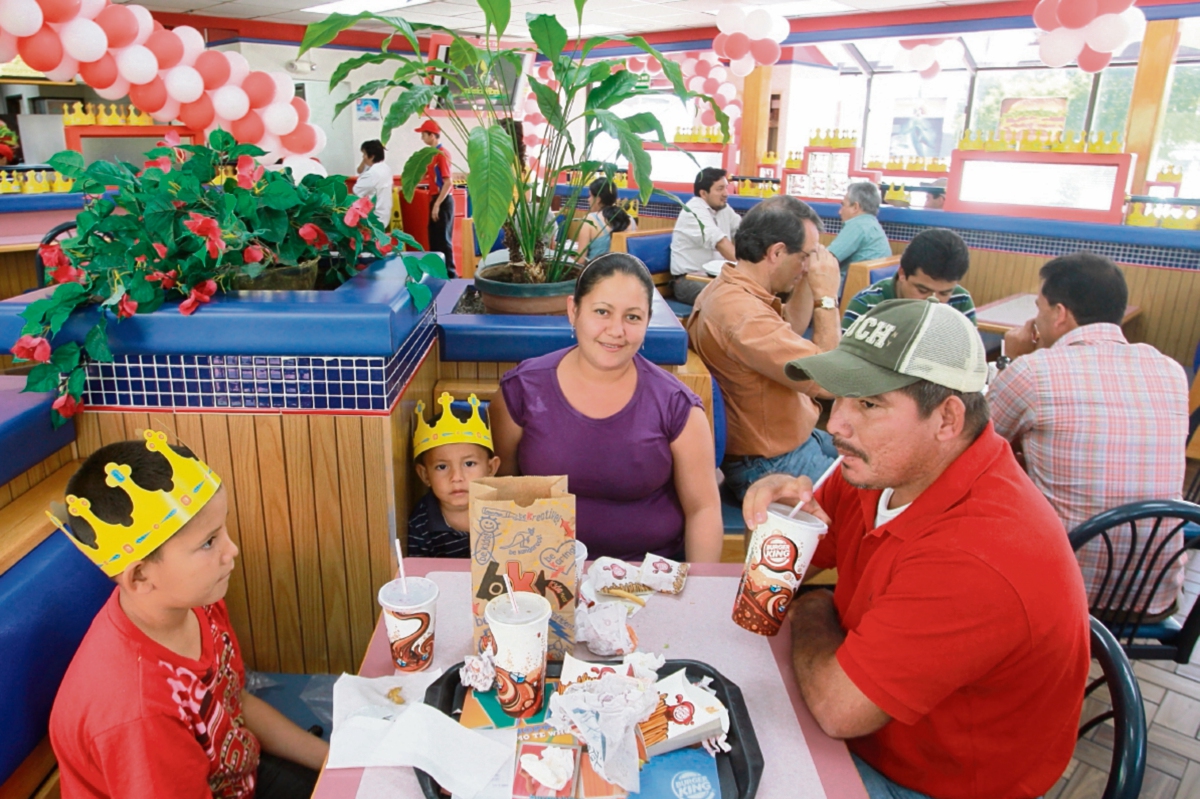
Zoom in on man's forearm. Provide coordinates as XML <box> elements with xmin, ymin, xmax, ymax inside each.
<box><xmin>791</xmin><ymin>589</ymin><xmax>846</xmax><ymax>678</ymax></box>
<box><xmin>811</xmin><ymin>299</ymin><xmax>841</xmax><ymax>352</ymax></box>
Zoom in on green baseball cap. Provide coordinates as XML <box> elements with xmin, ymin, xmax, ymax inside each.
<box><xmin>785</xmin><ymin>298</ymin><xmax>988</xmax><ymax>396</ymax></box>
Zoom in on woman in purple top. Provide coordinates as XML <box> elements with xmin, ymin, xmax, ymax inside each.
<box><xmin>491</xmin><ymin>254</ymin><xmax>723</xmax><ymax>562</ymax></box>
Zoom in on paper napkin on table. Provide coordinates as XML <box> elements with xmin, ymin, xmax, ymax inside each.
<box><xmin>332</xmin><ymin>669</ymin><xmax>444</xmax><ymax>728</ymax></box>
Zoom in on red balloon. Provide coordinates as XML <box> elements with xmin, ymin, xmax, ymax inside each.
<box><xmin>919</xmin><ymin>62</ymin><xmax>941</xmax><ymax>80</ymax></box>
<box><xmin>129</xmin><ymin>77</ymin><xmax>167</xmax><ymax>113</ymax></box>
<box><xmin>79</xmin><ymin>52</ymin><xmax>118</xmax><ymax>89</ymax></box>
<box><xmin>725</xmin><ymin>32</ymin><xmax>751</xmax><ymax>61</ymax></box>
<box><xmin>750</xmin><ymin>38</ymin><xmax>781</xmax><ymax>66</ymax></box>
<box><xmin>699</xmin><ymin>108</ymin><xmax>717</xmax><ymax>126</ymax></box>
<box><xmin>95</xmin><ymin>4</ymin><xmax>138</xmax><ymax>49</ymax></box>
<box><xmin>1077</xmin><ymin>44</ymin><xmax>1112</xmax><ymax>72</ymax></box>
<box><xmin>145</xmin><ymin>30</ymin><xmax>184</xmax><ymax>70</ymax></box>
<box><xmin>18</xmin><ymin>26</ymin><xmax>63</xmax><ymax>73</ymax></box>
<box><xmin>714</xmin><ymin>93</ymin><xmax>729</xmax><ymax>110</ymax></box>
<box><xmin>694</xmin><ymin>58</ymin><xmax>711</xmax><ymax>78</ymax></box>
<box><xmin>1057</xmin><ymin>0</ymin><xmax>1099</xmax><ymax>30</ymax></box>
<box><xmin>523</xmin><ymin>133</ymin><xmax>540</xmax><ymax>148</ymax></box>
<box><xmin>526</xmin><ymin>112</ymin><xmax>546</xmax><ymax>126</ymax></box>
<box><xmin>231</xmin><ymin>110</ymin><xmax>264</xmax><ymax>144</ymax></box>
<box><xmin>1096</xmin><ymin>0</ymin><xmax>1134</xmax><ymax>13</ymax></box>
<box><xmin>627</xmin><ymin>56</ymin><xmax>645</xmax><ymax>72</ymax></box>
<box><xmin>153</xmin><ymin>20</ymin><xmax>164</xmax><ymax>31</ymax></box>
<box><xmin>194</xmin><ymin>50</ymin><xmax>231</xmax><ymax>90</ymax></box>
<box><xmin>647</xmin><ymin>57</ymin><xmax>661</xmax><ymax>74</ymax></box>
<box><xmin>242</xmin><ymin>71</ymin><xmax>275</xmax><ymax>109</ymax></box>
<box><xmin>38</xmin><ymin>0</ymin><xmax>81</xmax><ymax>24</ymax></box>
<box><xmin>179</xmin><ymin>93</ymin><xmax>214</xmax><ymax>130</ymax></box>
<box><xmin>1033</xmin><ymin>0</ymin><xmax>1062</xmax><ymax>30</ymax></box>
<box><xmin>713</xmin><ymin>33</ymin><xmax>729</xmax><ymax>59</ymax></box>
<box><xmin>703</xmin><ymin>77</ymin><xmax>720</xmax><ymax>94</ymax></box>
<box><xmin>900</xmin><ymin>37</ymin><xmax>947</xmax><ymax>50</ymax></box>
<box><xmin>290</xmin><ymin>96</ymin><xmax>309</xmax><ymax>124</ymax></box>
<box><xmin>281</xmin><ymin>123</ymin><xmax>317</xmax><ymax>154</ymax></box>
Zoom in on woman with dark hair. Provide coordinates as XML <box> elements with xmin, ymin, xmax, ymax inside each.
<box><xmin>354</xmin><ymin>139</ymin><xmax>394</xmax><ymax>227</ymax></box>
<box><xmin>574</xmin><ymin>178</ymin><xmax>636</xmax><ymax>262</ymax></box>
<box><xmin>490</xmin><ymin>254</ymin><xmax>723</xmax><ymax>562</ymax></box>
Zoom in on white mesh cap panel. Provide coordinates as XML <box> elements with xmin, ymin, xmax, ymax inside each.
<box><xmin>896</xmin><ymin>303</ymin><xmax>989</xmax><ymax>392</ymax></box>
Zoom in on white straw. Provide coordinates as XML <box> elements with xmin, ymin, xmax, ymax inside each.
<box><xmin>788</xmin><ymin>456</ymin><xmax>844</xmax><ymax>518</ymax></box>
<box><xmin>502</xmin><ymin>574</ymin><xmax>520</xmax><ymax>613</ymax></box>
<box><xmin>394</xmin><ymin>539</ymin><xmax>408</xmax><ymax>595</ymax></box>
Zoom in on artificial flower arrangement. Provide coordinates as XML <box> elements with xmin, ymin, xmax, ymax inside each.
<box><xmin>11</xmin><ymin>129</ymin><xmax>445</xmax><ymax>427</ymax></box>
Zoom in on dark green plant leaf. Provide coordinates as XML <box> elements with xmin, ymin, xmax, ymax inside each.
<box><xmin>528</xmin><ymin>13</ymin><xmax>567</xmax><ymax>62</ymax></box>
<box><xmin>126</xmin><ymin>276</ymin><xmax>158</xmax><ymax>304</ymax></box>
<box><xmin>51</xmin><ymin>281</ymin><xmax>87</xmax><ymax>308</ymax></box>
<box><xmin>622</xmin><ymin>111</ymin><xmax>669</xmax><ymax>145</ymax></box>
<box><xmin>84</xmin><ymin>320</ymin><xmax>113</xmax><ymax>362</ymax></box>
<box><xmin>208</xmin><ymin>129</ymin><xmax>235</xmax><ymax>151</ymax></box>
<box><xmin>329</xmin><ymin>51</ymin><xmax>395</xmax><ymax>91</ymax></box>
<box><xmin>417</xmin><ymin>251</ymin><xmax>449</xmax><ymax>278</ymax></box>
<box><xmin>67</xmin><ymin>366</ymin><xmax>86</xmax><ymax>398</ymax></box>
<box><xmin>400</xmin><ymin>147</ymin><xmax>440</xmax><ymax>202</ymax></box>
<box><xmin>299</xmin><ymin>12</ymin><xmax>362</xmax><ymax>55</ymax></box>
<box><xmin>402</xmin><ymin>255</ymin><xmax>422</xmax><ymax>282</ymax></box>
<box><xmin>366</xmin><ymin>13</ymin><xmax>425</xmax><ymax>53</ymax></box>
<box><xmin>593</xmin><ymin>110</ymin><xmax>653</xmax><ymax>203</ymax></box>
<box><xmin>334</xmin><ymin>78</ymin><xmax>395</xmax><ymax>118</ymax></box>
<box><xmin>407</xmin><ymin>282</ymin><xmax>433</xmax><ymax>311</ymax></box>
<box><xmin>24</xmin><ymin>363</ymin><xmax>60</xmax><ymax>393</ymax></box>
<box><xmin>48</xmin><ymin>150</ymin><xmax>85</xmax><ymax>178</ymax></box>
<box><xmin>586</xmin><ymin>69</ymin><xmax>639</xmax><ymax>111</ymax></box>
<box><xmin>529</xmin><ymin>79</ymin><xmax>566</xmax><ymax>130</ymax></box>
<box><xmin>466</xmin><ymin>125</ymin><xmax>516</xmax><ymax>266</ymax></box>
<box><xmin>476</xmin><ymin>0</ymin><xmax>510</xmax><ymax>38</ymax></box>
<box><xmin>20</xmin><ymin>297</ymin><xmax>55</xmax><ymax>326</ymax></box>
<box><xmin>381</xmin><ymin>84</ymin><xmax>436</xmax><ymax>143</ymax></box>
<box><xmin>49</xmin><ymin>342</ymin><xmax>81</xmax><ymax>373</ymax></box>
<box><xmin>262</xmin><ymin>181</ymin><xmax>301</xmax><ymax>211</ymax></box>
<box><xmin>573</xmin><ymin>0</ymin><xmax>586</xmax><ymax>25</ymax></box>
<box><xmin>448</xmin><ymin>37</ymin><xmax>481</xmax><ymax>69</ymax></box>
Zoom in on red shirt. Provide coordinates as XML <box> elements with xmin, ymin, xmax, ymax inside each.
<box><xmin>50</xmin><ymin>591</ymin><xmax>260</xmax><ymax>799</ymax></box>
<box><xmin>422</xmin><ymin>144</ymin><xmax>451</xmax><ymax>190</ymax></box>
<box><xmin>811</xmin><ymin>424</ymin><xmax>1090</xmax><ymax>799</ymax></box>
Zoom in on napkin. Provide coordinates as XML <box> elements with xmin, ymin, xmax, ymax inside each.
<box><xmin>576</xmin><ymin>601</ymin><xmax>637</xmax><ymax>657</ymax></box>
<box><xmin>332</xmin><ymin>669</ymin><xmax>444</xmax><ymax>728</ymax></box>
<box><xmin>548</xmin><ymin>673</ymin><xmax>658</xmax><ymax>792</ymax></box>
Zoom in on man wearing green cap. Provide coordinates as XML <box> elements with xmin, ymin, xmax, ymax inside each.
<box><xmin>744</xmin><ymin>299</ymin><xmax>1090</xmax><ymax>799</ymax></box>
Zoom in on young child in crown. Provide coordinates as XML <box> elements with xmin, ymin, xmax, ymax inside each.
<box><xmin>48</xmin><ymin>430</ymin><xmax>328</xmax><ymax>799</ymax></box>
<box><xmin>407</xmin><ymin>392</ymin><xmax>500</xmax><ymax>557</ymax></box>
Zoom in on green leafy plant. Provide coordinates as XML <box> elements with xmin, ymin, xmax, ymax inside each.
<box><xmin>11</xmin><ymin>130</ymin><xmax>444</xmax><ymax>427</ymax></box>
<box><xmin>301</xmin><ymin>0</ymin><xmax>726</xmax><ymax>284</ymax></box>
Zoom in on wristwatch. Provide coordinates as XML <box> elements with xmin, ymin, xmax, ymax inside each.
<box><xmin>994</xmin><ymin>355</ymin><xmax>1012</xmax><ymax>372</ymax></box>
<box><xmin>814</xmin><ymin>296</ymin><xmax>837</xmax><ymax>311</ymax></box>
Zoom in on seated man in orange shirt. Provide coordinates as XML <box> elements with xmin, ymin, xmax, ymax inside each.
<box><xmin>745</xmin><ymin>299</ymin><xmax>1090</xmax><ymax>799</ymax></box>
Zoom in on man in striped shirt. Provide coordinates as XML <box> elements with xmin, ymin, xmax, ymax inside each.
<box><xmin>841</xmin><ymin>228</ymin><xmax>976</xmax><ymax>333</ymax></box>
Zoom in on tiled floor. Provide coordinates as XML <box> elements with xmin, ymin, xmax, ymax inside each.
<box><xmin>1048</xmin><ymin>554</ymin><xmax>1200</xmax><ymax>799</ymax></box>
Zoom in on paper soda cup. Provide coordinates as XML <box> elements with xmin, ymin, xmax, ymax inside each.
<box><xmin>378</xmin><ymin>577</ymin><xmax>438</xmax><ymax>672</ymax></box>
<box><xmin>484</xmin><ymin>592</ymin><xmax>552</xmax><ymax>718</ymax></box>
<box><xmin>732</xmin><ymin>504</ymin><xmax>827</xmax><ymax>636</ymax></box>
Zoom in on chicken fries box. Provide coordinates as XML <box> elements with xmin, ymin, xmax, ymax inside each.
<box><xmin>470</xmin><ymin>476</ymin><xmax>577</xmax><ymax>661</ymax></box>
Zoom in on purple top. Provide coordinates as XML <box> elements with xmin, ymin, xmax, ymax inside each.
<box><xmin>500</xmin><ymin>348</ymin><xmax>703</xmax><ymax>560</ymax></box>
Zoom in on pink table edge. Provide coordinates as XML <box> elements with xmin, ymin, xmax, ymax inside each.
<box><xmin>312</xmin><ymin>559</ymin><xmax>868</xmax><ymax>799</ymax></box>
<box><xmin>975</xmin><ymin>292</ymin><xmax>1140</xmax><ymax>328</ymax></box>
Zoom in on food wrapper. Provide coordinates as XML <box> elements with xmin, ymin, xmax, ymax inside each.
<box><xmin>637</xmin><ymin>553</ymin><xmax>689</xmax><ymax>595</ymax></box>
<box><xmin>575</xmin><ymin>602</ymin><xmax>638</xmax><ymax>658</ymax></box>
<box><xmin>590</xmin><ymin>557</ymin><xmax>650</xmax><ymax>596</ymax></box>
<box><xmin>460</xmin><ymin>650</ymin><xmax>496</xmax><ymax>692</ymax></box>
<box><xmin>519</xmin><ymin>745</ymin><xmax>576</xmax><ymax>791</ymax></box>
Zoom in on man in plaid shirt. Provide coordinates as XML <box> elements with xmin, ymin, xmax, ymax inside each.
<box><xmin>990</xmin><ymin>252</ymin><xmax>1189</xmax><ymax>616</ymax></box>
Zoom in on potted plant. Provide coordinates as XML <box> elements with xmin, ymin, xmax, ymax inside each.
<box><xmin>301</xmin><ymin>0</ymin><xmax>726</xmax><ymax>314</ymax></box>
<box><xmin>10</xmin><ymin>129</ymin><xmax>445</xmax><ymax>427</ymax></box>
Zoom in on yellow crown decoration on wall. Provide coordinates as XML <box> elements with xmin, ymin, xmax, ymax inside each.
<box><xmin>0</xmin><ymin>172</ymin><xmax>20</xmax><ymax>193</ymax></box>
<box><xmin>412</xmin><ymin>392</ymin><xmax>493</xmax><ymax>459</ymax></box>
<box><xmin>22</xmin><ymin>171</ymin><xmax>50</xmax><ymax>194</ymax></box>
<box><xmin>62</xmin><ymin>101</ymin><xmax>96</xmax><ymax>126</ymax></box>
<box><xmin>127</xmin><ymin>107</ymin><xmax>153</xmax><ymax>126</ymax></box>
<box><xmin>97</xmin><ymin>104</ymin><xmax>126</xmax><ymax>126</ymax></box>
<box><xmin>51</xmin><ymin>172</ymin><xmax>75</xmax><ymax>192</ymax></box>
<box><xmin>47</xmin><ymin>429</ymin><xmax>223</xmax><ymax>576</ymax></box>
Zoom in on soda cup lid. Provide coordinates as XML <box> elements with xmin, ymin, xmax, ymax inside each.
<box><xmin>378</xmin><ymin>576</ymin><xmax>438</xmax><ymax>609</ymax></box>
<box><xmin>766</xmin><ymin>503</ymin><xmax>828</xmax><ymax>533</ymax></box>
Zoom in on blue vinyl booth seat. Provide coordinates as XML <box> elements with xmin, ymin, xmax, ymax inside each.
<box><xmin>0</xmin><ymin>376</ymin><xmax>75</xmax><ymax>487</ymax></box>
<box><xmin>869</xmin><ymin>263</ymin><xmax>899</xmax><ymax>283</ymax></box>
<box><xmin>623</xmin><ymin>231</ymin><xmax>673</xmax><ymax>277</ymax></box>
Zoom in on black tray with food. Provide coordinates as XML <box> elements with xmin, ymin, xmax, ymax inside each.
<box><xmin>418</xmin><ymin>658</ymin><xmax>762</xmax><ymax>799</ymax></box>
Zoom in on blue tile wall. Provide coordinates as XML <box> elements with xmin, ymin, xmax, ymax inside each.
<box><xmin>82</xmin><ymin>306</ymin><xmax>436</xmax><ymax>413</ymax></box>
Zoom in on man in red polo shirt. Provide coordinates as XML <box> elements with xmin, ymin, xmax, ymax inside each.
<box><xmin>415</xmin><ymin>119</ymin><xmax>456</xmax><ymax>276</ymax></box>
<box><xmin>745</xmin><ymin>299</ymin><xmax>1090</xmax><ymax>799</ymax></box>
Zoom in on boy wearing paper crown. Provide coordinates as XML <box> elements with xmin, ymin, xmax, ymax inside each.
<box><xmin>408</xmin><ymin>392</ymin><xmax>500</xmax><ymax>557</ymax></box>
<box><xmin>47</xmin><ymin>430</ymin><xmax>328</xmax><ymax>799</ymax></box>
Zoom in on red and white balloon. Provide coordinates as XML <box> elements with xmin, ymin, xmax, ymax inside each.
<box><xmin>1033</xmin><ymin>0</ymin><xmax>1146</xmax><ymax>73</ymax></box>
<box><xmin>0</xmin><ymin>0</ymin><xmax>326</xmax><ymax>167</ymax></box>
<box><xmin>893</xmin><ymin>38</ymin><xmax>962</xmax><ymax>80</ymax></box>
<box><xmin>712</xmin><ymin>2</ymin><xmax>789</xmax><ymax>73</ymax></box>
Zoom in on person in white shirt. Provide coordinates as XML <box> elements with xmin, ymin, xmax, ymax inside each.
<box><xmin>354</xmin><ymin>139</ymin><xmax>394</xmax><ymax>228</ymax></box>
<box><xmin>670</xmin><ymin>167</ymin><xmax>740</xmax><ymax>305</ymax></box>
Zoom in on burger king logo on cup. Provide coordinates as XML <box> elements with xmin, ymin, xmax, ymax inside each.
<box><xmin>761</xmin><ymin>534</ymin><xmax>798</xmax><ymax>573</ymax></box>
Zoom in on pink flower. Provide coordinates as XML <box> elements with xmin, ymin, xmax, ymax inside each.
<box><xmin>146</xmin><ymin>269</ymin><xmax>178</xmax><ymax>289</ymax></box>
<box><xmin>39</xmin><ymin>243</ymin><xmax>68</xmax><ymax>269</ymax></box>
<box><xmin>152</xmin><ymin>242</ymin><xmax>168</xmax><ymax>259</ymax></box>
<box><xmin>243</xmin><ymin>244</ymin><xmax>264</xmax><ymax>264</ymax></box>
<box><xmin>184</xmin><ymin>213</ymin><xmax>226</xmax><ymax>259</ymax></box>
<box><xmin>158</xmin><ymin>130</ymin><xmax>181</xmax><ymax>147</ymax></box>
<box><xmin>298</xmin><ymin>223</ymin><xmax>329</xmax><ymax>248</ymax></box>
<box><xmin>142</xmin><ymin>155</ymin><xmax>172</xmax><ymax>173</ymax></box>
<box><xmin>378</xmin><ymin>234</ymin><xmax>396</xmax><ymax>256</ymax></box>
<box><xmin>52</xmin><ymin>393</ymin><xmax>82</xmax><ymax>418</ymax></box>
<box><xmin>49</xmin><ymin>262</ymin><xmax>86</xmax><ymax>284</ymax></box>
<box><xmin>236</xmin><ymin>155</ymin><xmax>264</xmax><ymax>189</ymax></box>
<box><xmin>117</xmin><ymin>294</ymin><xmax>138</xmax><ymax>319</ymax></box>
<box><xmin>12</xmin><ymin>335</ymin><xmax>51</xmax><ymax>362</ymax></box>
<box><xmin>344</xmin><ymin>196</ymin><xmax>374</xmax><ymax>227</ymax></box>
<box><xmin>179</xmin><ymin>279</ymin><xmax>217</xmax><ymax>316</ymax></box>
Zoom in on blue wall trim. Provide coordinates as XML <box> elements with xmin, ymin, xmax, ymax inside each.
<box><xmin>0</xmin><ymin>193</ymin><xmax>87</xmax><ymax>214</ymax></box>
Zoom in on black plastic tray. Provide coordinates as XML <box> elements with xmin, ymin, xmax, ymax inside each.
<box><xmin>418</xmin><ymin>658</ymin><xmax>762</xmax><ymax>799</ymax></box>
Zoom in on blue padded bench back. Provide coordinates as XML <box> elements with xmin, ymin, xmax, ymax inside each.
<box><xmin>0</xmin><ymin>376</ymin><xmax>75</xmax><ymax>487</ymax></box>
<box><xmin>870</xmin><ymin>264</ymin><xmax>899</xmax><ymax>283</ymax></box>
<box><xmin>0</xmin><ymin>533</ymin><xmax>112</xmax><ymax>783</ymax></box>
<box><xmin>710</xmin><ymin>375</ymin><xmax>726</xmax><ymax>467</ymax></box>
<box><xmin>625</xmin><ymin>232</ymin><xmax>673</xmax><ymax>275</ymax></box>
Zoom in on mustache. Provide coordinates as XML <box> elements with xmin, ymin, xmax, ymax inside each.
<box><xmin>831</xmin><ymin>436</ymin><xmax>869</xmax><ymax>463</ymax></box>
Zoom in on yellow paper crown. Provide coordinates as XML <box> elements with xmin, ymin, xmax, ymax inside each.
<box><xmin>412</xmin><ymin>392</ymin><xmax>492</xmax><ymax>460</ymax></box>
<box><xmin>47</xmin><ymin>429</ymin><xmax>222</xmax><ymax>576</ymax></box>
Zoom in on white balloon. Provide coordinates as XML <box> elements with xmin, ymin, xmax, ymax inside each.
<box><xmin>680</xmin><ymin>57</ymin><xmax>697</xmax><ymax>76</ymax></box>
<box><xmin>716</xmin><ymin>82</ymin><xmax>737</xmax><ymax>102</ymax></box>
<box><xmin>0</xmin><ymin>29</ymin><xmax>16</xmax><ymax>62</ymax></box>
<box><xmin>270</xmin><ymin>72</ymin><xmax>295</xmax><ymax>103</ymax></box>
<box><xmin>60</xmin><ymin>18</ymin><xmax>107</xmax><ymax>63</ymax></box>
<box><xmin>173</xmin><ymin>25</ymin><xmax>205</xmax><ymax>66</ymax></box>
<box><xmin>77</xmin><ymin>0</ymin><xmax>106</xmax><ymax>20</ymax></box>
<box><xmin>936</xmin><ymin>38</ymin><xmax>962</xmax><ymax>64</ymax></box>
<box><xmin>151</xmin><ymin>99</ymin><xmax>179</xmax><ymax>122</ymax></box>
<box><xmin>1085</xmin><ymin>14</ymin><xmax>1130</xmax><ymax>53</ymax></box>
<box><xmin>224</xmin><ymin>50</ymin><xmax>249</xmax><ymax>86</ymax></box>
<box><xmin>0</xmin><ymin>0</ymin><xmax>44</xmax><ymax>38</ymax></box>
<box><xmin>715</xmin><ymin>5</ymin><xmax>744</xmax><ymax>36</ymax></box>
<box><xmin>893</xmin><ymin>47</ymin><xmax>913</xmax><ymax>71</ymax></box>
<box><xmin>687</xmin><ymin>75</ymin><xmax>706</xmax><ymax>92</ymax></box>
<box><xmin>261</xmin><ymin>101</ymin><xmax>298</xmax><ymax>136</ymax></box>
<box><xmin>281</xmin><ymin>156</ymin><xmax>327</xmax><ymax>180</ymax></box>
<box><xmin>94</xmin><ymin>77</ymin><xmax>130</xmax><ymax>100</ymax></box>
<box><xmin>909</xmin><ymin>44</ymin><xmax>936</xmax><ymax>72</ymax></box>
<box><xmin>164</xmin><ymin>65</ymin><xmax>203</xmax><ymax>103</ymax></box>
<box><xmin>1119</xmin><ymin>6</ymin><xmax>1146</xmax><ymax>46</ymax></box>
<box><xmin>129</xmin><ymin>5</ymin><xmax>153</xmax><ymax>46</ymax></box>
<box><xmin>44</xmin><ymin>56</ymin><xmax>79</xmax><ymax>82</ymax></box>
<box><xmin>744</xmin><ymin>8</ymin><xmax>773</xmax><ymax>40</ymax></box>
<box><xmin>730</xmin><ymin>54</ymin><xmax>755</xmax><ymax>78</ymax></box>
<box><xmin>211</xmin><ymin>84</ymin><xmax>249</xmax><ymax>121</ymax></box>
<box><xmin>725</xmin><ymin>102</ymin><xmax>742</xmax><ymax>119</ymax></box>
<box><xmin>699</xmin><ymin>51</ymin><xmax>719</xmax><ymax>66</ymax></box>
<box><xmin>708</xmin><ymin>65</ymin><xmax>728</xmax><ymax>83</ymax></box>
<box><xmin>768</xmin><ymin>13</ymin><xmax>791</xmax><ymax>44</ymax></box>
<box><xmin>116</xmin><ymin>45</ymin><xmax>159</xmax><ymax>85</ymax></box>
<box><xmin>1039</xmin><ymin>26</ymin><xmax>1086</xmax><ymax>68</ymax></box>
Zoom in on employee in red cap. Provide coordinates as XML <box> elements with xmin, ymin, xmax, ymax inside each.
<box><xmin>415</xmin><ymin>119</ymin><xmax>455</xmax><ymax>276</ymax></box>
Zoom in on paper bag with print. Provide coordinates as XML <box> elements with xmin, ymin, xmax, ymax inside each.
<box><xmin>470</xmin><ymin>476</ymin><xmax>577</xmax><ymax>660</ymax></box>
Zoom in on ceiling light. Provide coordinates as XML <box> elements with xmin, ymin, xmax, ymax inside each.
<box><xmin>301</xmin><ymin>0</ymin><xmax>431</xmax><ymax>16</ymax></box>
<box><xmin>702</xmin><ymin>0</ymin><xmax>853</xmax><ymax>16</ymax></box>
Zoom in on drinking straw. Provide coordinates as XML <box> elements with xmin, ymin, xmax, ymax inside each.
<box><xmin>394</xmin><ymin>539</ymin><xmax>408</xmax><ymax>595</ymax></box>
<box><xmin>502</xmin><ymin>574</ymin><xmax>520</xmax><ymax>614</ymax></box>
<box><xmin>788</xmin><ymin>456</ymin><xmax>844</xmax><ymax>518</ymax></box>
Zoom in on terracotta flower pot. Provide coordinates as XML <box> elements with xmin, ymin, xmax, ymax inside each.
<box><xmin>233</xmin><ymin>258</ymin><xmax>320</xmax><ymax>291</ymax></box>
<box><xmin>473</xmin><ymin>263</ymin><xmax>580</xmax><ymax>315</ymax></box>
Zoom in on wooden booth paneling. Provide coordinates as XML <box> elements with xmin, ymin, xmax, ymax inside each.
<box><xmin>0</xmin><ymin>250</ymin><xmax>38</xmax><ymax>301</ymax></box>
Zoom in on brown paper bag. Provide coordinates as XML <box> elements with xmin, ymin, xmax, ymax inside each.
<box><xmin>469</xmin><ymin>476</ymin><xmax>577</xmax><ymax>660</ymax></box>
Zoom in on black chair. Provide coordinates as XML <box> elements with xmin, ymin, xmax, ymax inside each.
<box><xmin>33</xmin><ymin>221</ymin><xmax>78</xmax><ymax>289</ymax></box>
<box><xmin>1187</xmin><ymin>405</ymin><xmax>1200</xmax><ymax>504</ymax></box>
<box><xmin>1081</xmin><ymin>617</ymin><xmax>1146</xmax><ymax>799</ymax></box>
<box><xmin>1069</xmin><ymin>500</ymin><xmax>1200</xmax><ymax>662</ymax></box>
